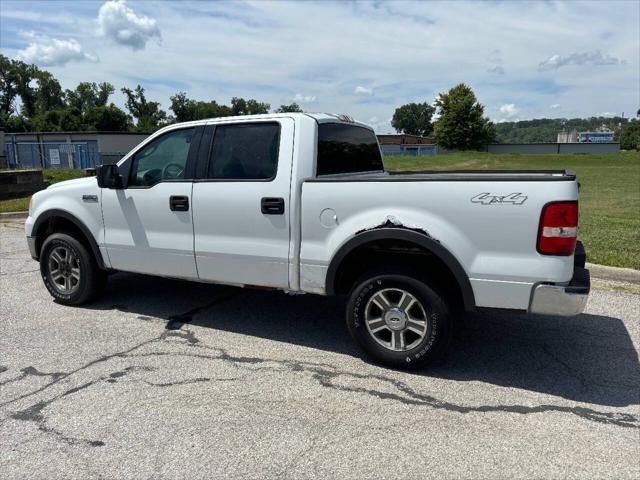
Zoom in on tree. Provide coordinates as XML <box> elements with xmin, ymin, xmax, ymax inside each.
<box><xmin>391</xmin><ymin>102</ymin><xmax>435</xmax><ymax>136</ymax></box>
<box><xmin>84</xmin><ymin>104</ymin><xmax>132</xmax><ymax>131</ymax></box>
<box><xmin>432</xmin><ymin>83</ymin><xmax>495</xmax><ymax>150</ymax></box>
<box><xmin>32</xmin><ymin>71</ymin><xmax>65</xmax><ymax>114</ymax></box>
<box><xmin>66</xmin><ymin>82</ymin><xmax>114</xmax><ymax>113</ymax></box>
<box><xmin>0</xmin><ymin>56</ymin><xmax>39</xmax><ymax>118</ymax></box>
<box><xmin>31</xmin><ymin>109</ymin><xmax>63</xmax><ymax>131</ymax></box>
<box><xmin>0</xmin><ymin>54</ymin><xmax>21</xmax><ymax>116</ymax></box>
<box><xmin>230</xmin><ymin>97</ymin><xmax>270</xmax><ymax>115</ymax></box>
<box><xmin>0</xmin><ymin>113</ymin><xmax>31</xmax><ymax>132</ymax></box>
<box><xmin>620</xmin><ymin>119</ymin><xmax>640</xmax><ymax>150</ymax></box>
<box><xmin>276</xmin><ymin>102</ymin><xmax>303</xmax><ymax>113</ymax></box>
<box><xmin>169</xmin><ymin>91</ymin><xmax>231</xmax><ymax>122</ymax></box>
<box><xmin>121</xmin><ymin>85</ymin><xmax>167</xmax><ymax>131</ymax></box>
<box><xmin>169</xmin><ymin>91</ymin><xmax>194</xmax><ymax>122</ymax></box>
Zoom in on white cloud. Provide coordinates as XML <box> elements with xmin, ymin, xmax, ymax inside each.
<box><xmin>538</xmin><ymin>51</ymin><xmax>623</xmax><ymax>71</ymax></box>
<box><xmin>16</xmin><ymin>31</ymin><xmax>97</xmax><ymax>66</ymax></box>
<box><xmin>97</xmin><ymin>0</ymin><xmax>161</xmax><ymax>50</ymax></box>
<box><xmin>550</xmin><ymin>104</ymin><xmax>561</xmax><ymax>109</ymax></box>
<box><xmin>293</xmin><ymin>93</ymin><xmax>317</xmax><ymax>103</ymax></box>
<box><xmin>598</xmin><ymin>111</ymin><xmax>617</xmax><ymax>117</ymax></box>
<box><xmin>499</xmin><ymin>103</ymin><xmax>519</xmax><ymax>117</ymax></box>
<box><xmin>3</xmin><ymin>0</ymin><xmax>637</xmax><ymax>131</ymax></box>
<box><xmin>487</xmin><ymin>65</ymin><xmax>505</xmax><ymax>75</ymax></box>
<box><xmin>354</xmin><ymin>86</ymin><xmax>374</xmax><ymax>96</ymax></box>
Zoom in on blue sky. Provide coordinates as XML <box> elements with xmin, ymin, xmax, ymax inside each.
<box><xmin>1</xmin><ymin>0</ymin><xmax>638</xmax><ymax>132</ymax></box>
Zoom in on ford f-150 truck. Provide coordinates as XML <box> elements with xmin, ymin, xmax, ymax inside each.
<box><xmin>25</xmin><ymin>113</ymin><xmax>590</xmax><ymax>368</ymax></box>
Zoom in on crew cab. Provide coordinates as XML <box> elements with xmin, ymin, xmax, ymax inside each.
<box><xmin>25</xmin><ymin>113</ymin><xmax>590</xmax><ymax>368</ymax></box>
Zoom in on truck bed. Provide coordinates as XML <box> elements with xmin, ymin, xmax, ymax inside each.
<box><xmin>300</xmin><ymin>170</ymin><xmax>579</xmax><ymax>309</ymax></box>
<box><xmin>307</xmin><ymin>169</ymin><xmax>576</xmax><ymax>182</ymax></box>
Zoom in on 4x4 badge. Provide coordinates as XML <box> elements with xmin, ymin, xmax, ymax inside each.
<box><xmin>471</xmin><ymin>193</ymin><xmax>527</xmax><ymax>205</ymax></box>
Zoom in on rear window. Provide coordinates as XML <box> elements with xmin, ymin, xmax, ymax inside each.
<box><xmin>317</xmin><ymin>123</ymin><xmax>383</xmax><ymax>176</ymax></box>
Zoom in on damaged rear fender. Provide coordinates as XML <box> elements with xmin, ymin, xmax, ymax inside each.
<box><xmin>324</xmin><ymin>227</ymin><xmax>476</xmax><ymax>311</ymax></box>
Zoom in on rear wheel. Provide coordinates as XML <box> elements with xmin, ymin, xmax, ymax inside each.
<box><xmin>346</xmin><ymin>267</ymin><xmax>453</xmax><ymax>369</ymax></box>
<box><xmin>40</xmin><ymin>233</ymin><xmax>107</xmax><ymax>305</ymax></box>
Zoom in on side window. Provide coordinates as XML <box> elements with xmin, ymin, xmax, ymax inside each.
<box><xmin>129</xmin><ymin>128</ymin><xmax>195</xmax><ymax>186</ymax></box>
<box><xmin>207</xmin><ymin>123</ymin><xmax>280</xmax><ymax>180</ymax></box>
<box><xmin>317</xmin><ymin>123</ymin><xmax>383</xmax><ymax>176</ymax></box>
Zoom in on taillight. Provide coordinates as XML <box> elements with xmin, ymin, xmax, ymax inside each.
<box><xmin>537</xmin><ymin>201</ymin><xmax>579</xmax><ymax>255</ymax></box>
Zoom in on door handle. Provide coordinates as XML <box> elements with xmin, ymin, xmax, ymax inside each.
<box><xmin>261</xmin><ymin>197</ymin><xmax>285</xmax><ymax>215</ymax></box>
<box><xmin>170</xmin><ymin>195</ymin><xmax>189</xmax><ymax>212</ymax></box>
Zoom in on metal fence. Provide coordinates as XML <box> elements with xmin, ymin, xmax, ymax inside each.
<box><xmin>487</xmin><ymin>143</ymin><xmax>620</xmax><ymax>154</ymax></box>
<box><xmin>381</xmin><ymin>144</ymin><xmax>439</xmax><ymax>157</ymax></box>
<box><xmin>7</xmin><ymin>141</ymin><xmax>101</xmax><ymax>169</ymax></box>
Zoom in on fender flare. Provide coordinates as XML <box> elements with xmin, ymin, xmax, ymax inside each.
<box><xmin>32</xmin><ymin>209</ymin><xmax>106</xmax><ymax>270</ymax></box>
<box><xmin>325</xmin><ymin>228</ymin><xmax>476</xmax><ymax>311</ymax></box>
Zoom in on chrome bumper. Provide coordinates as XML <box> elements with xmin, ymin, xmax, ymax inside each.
<box><xmin>529</xmin><ymin>266</ymin><xmax>590</xmax><ymax>316</ymax></box>
<box><xmin>26</xmin><ymin>236</ymin><xmax>38</xmax><ymax>260</ymax></box>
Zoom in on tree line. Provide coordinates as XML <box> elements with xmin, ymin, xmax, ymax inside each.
<box><xmin>2</xmin><ymin>54</ymin><xmax>637</xmax><ymax>150</ymax></box>
<box><xmin>392</xmin><ymin>86</ymin><xmax>639</xmax><ymax>150</ymax></box>
<box><xmin>0</xmin><ymin>54</ymin><xmax>303</xmax><ymax>134</ymax></box>
<box><xmin>493</xmin><ymin>116</ymin><xmax>639</xmax><ymax>150</ymax></box>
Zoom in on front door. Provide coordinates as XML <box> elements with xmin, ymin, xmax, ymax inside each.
<box><xmin>101</xmin><ymin>127</ymin><xmax>198</xmax><ymax>279</ymax></box>
<box><xmin>192</xmin><ymin>119</ymin><xmax>294</xmax><ymax>288</ymax></box>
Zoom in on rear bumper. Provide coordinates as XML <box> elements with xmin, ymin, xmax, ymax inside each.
<box><xmin>529</xmin><ymin>242</ymin><xmax>590</xmax><ymax>316</ymax></box>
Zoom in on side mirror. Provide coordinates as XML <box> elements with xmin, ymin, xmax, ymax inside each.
<box><xmin>97</xmin><ymin>164</ymin><xmax>124</xmax><ymax>189</ymax></box>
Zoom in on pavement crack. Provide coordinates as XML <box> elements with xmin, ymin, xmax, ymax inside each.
<box><xmin>0</xmin><ymin>334</ymin><xmax>164</xmax><ymax>408</ymax></box>
<box><xmin>123</xmin><ymin>345</ymin><xmax>640</xmax><ymax>430</ymax></box>
<box><xmin>2</xmin><ymin>323</ymin><xmax>637</xmax><ymax>453</ymax></box>
<box><xmin>143</xmin><ymin>377</ymin><xmax>215</xmax><ymax>388</ymax></box>
<box><xmin>0</xmin><ymin>366</ymin><xmax>66</xmax><ymax>387</ymax></box>
<box><xmin>165</xmin><ymin>290</ymin><xmax>241</xmax><ymax>330</ymax></box>
<box><xmin>0</xmin><ymin>269</ymin><xmax>40</xmax><ymax>276</ymax></box>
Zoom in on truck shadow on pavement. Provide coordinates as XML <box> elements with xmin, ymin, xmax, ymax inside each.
<box><xmin>88</xmin><ymin>272</ymin><xmax>639</xmax><ymax>409</ymax></box>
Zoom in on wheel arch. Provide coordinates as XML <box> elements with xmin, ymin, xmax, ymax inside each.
<box><xmin>325</xmin><ymin>228</ymin><xmax>476</xmax><ymax>311</ymax></box>
<box><xmin>32</xmin><ymin>209</ymin><xmax>106</xmax><ymax>270</ymax></box>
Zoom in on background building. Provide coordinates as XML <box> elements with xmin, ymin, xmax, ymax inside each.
<box><xmin>3</xmin><ymin>131</ymin><xmax>150</xmax><ymax>170</ymax></box>
<box><xmin>376</xmin><ymin>134</ymin><xmax>438</xmax><ymax>156</ymax></box>
<box><xmin>557</xmin><ymin>129</ymin><xmax>578</xmax><ymax>143</ymax></box>
<box><xmin>578</xmin><ymin>128</ymin><xmax>615</xmax><ymax>143</ymax></box>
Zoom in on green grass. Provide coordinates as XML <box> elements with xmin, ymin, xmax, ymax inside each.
<box><xmin>42</xmin><ymin>168</ymin><xmax>86</xmax><ymax>185</ymax></box>
<box><xmin>0</xmin><ymin>196</ymin><xmax>31</xmax><ymax>213</ymax></box>
<box><xmin>384</xmin><ymin>151</ymin><xmax>640</xmax><ymax>270</ymax></box>
<box><xmin>0</xmin><ymin>169</ymin><xmax>85</xmax><ymax>214</ymax></box>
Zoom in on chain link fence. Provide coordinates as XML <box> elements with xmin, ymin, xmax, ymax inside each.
<box><xmin>7</xmin><ymin>141</ymin><xmax>101</xmax><ymax>169</ymax></box>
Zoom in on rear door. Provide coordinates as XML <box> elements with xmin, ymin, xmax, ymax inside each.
<box><xmin>192</xmin><ymin>118</ymin><xmax>294</xmax><ymax>288</ymax></box>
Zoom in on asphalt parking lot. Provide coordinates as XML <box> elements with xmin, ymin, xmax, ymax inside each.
<box><xmin>1</xmin><ymin>220</ymin><xmax>639</xmax><ymax>479</ymax></box>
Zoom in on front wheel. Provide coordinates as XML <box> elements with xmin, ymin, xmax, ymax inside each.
<box><xmin>40</xmin><ymin>233</ymin><xmax>107</xmax><ymax>305</ymax></box>
<box><xmin>346</xmin><ymin>268</ymin><xmax>453</xmax><ymax>369</ymax></box>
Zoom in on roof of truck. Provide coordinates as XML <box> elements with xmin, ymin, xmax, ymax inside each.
<box><xmin>166</xmin><ymin>112</ymin><xmax>372</xmax><ymax>129</ymax></box>
<box><xmin>145</xmin><ymin>113</ymin><xmax>374</xmax><ymax>139</ymax></box>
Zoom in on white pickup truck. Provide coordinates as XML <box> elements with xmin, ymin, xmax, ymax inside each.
<box><xmin>25</xmin><ymin>113</ymin><xmax>590</xmax><ymax>368</ymax></box>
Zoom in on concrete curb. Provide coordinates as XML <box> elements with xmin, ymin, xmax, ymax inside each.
<box><xmin>586</xmin><ymin>262</ymin><xmax>640</xmax><ymax>285</ymax></box>
<box><xmin>0</xmin><ymin>211</ymin><xmax>28</xmax><ymax>220</ymax></box>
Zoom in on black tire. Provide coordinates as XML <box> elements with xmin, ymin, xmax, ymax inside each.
<box><xmin>346</xmin><ymin>266</ymin><xmax>453</xmax><ymax>369</ymax></box>
<box><xmin>40</xmin><ymin>233</ymin><xmax>107</xmax><ymax>305</ymax></box>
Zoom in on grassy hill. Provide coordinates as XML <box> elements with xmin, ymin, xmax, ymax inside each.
<box><xmin>494</xmin><ymin>117</ymin><xmax>627</xmax><ymax>143</ymax></box>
